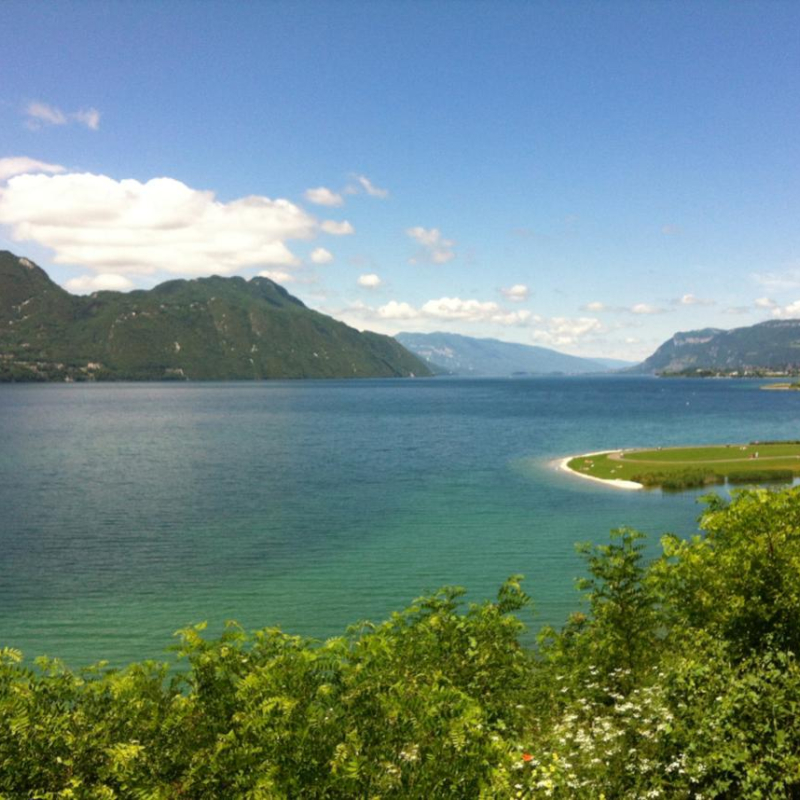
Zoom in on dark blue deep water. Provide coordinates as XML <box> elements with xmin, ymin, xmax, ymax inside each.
<box><xmin>2</xmin><ymin>376</ymin><xmax>799</xmax><ymax>666</ymax></box>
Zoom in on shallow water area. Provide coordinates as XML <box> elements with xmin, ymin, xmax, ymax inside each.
<box><xmin>2</xmin><ymin>376</ymin><xmax>797</xmax><ymax>667</ymax></box>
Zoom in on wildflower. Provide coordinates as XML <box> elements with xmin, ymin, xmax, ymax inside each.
<box><xmin>522</xmin><ymin>753</ymin><xmax>533</xmax><ymax>762</ymax></box>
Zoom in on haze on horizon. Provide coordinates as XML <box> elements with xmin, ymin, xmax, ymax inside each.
<box><xmin>0</xmin><ymin>0</ymin><xmax>798</xmax><ymax>361</ymax></box>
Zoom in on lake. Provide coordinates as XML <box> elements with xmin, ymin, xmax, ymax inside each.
<box><xmin>2</xmin><ymin>376</ymin><xmax>798</xmax><ymax>667</ymax></box>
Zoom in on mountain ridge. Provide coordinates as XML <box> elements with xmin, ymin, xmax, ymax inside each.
<box><xmin>395</xmin><ymin>331</ymin><xmax>631</xmax><ymax>376</ymax></box>
<box><xmin>631</xmin><ymin>319</ymin><xmax>800</xmax><ymax>374</ymax></box>
<box><xmin>0</xmin><ymin>251</ymin><xmax>432</xmax><ymax>381</ymax></box>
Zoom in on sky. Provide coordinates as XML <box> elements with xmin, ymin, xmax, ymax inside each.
<box><xmin>0</xmin><ymin>0</ymin><xmax>798</xmax><ymax>360</ymax></box>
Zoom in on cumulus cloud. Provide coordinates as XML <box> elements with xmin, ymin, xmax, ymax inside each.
<box><xmin>309</xmin><ymin>247</ymin><xmax>334</xmax><ymax>264</ymax></box>
<box><xmin>257</xmin><ymin>269</ymin><xmax>318</xmax><ymax>286</ymax></box>
<box><xmin>582</xmin><ymin>301</ymin><xmax>606</xmax><ymax>312</ymax></box>
<box><xmin>258</xmin><ymin>269</ymin><xmax>295</xmax><ymax>284</ymax></box>
<box><xmin>0</xmin><ymin>156</ymin><xmax>65</xmax><ymax>182</ymax></box>
<box><xmin>0</xmin><ymin>171</ymin><xmax>317</xmax><ymax>277</ymax></box>
<box><xmin>407</xmin><ymin>226</ymin><xmax>455</xmax><ymax>264</ymax></box>
<box><xmin>755</xmin><ymin>297</ymin><xmax>777</xmax><ymax>309</ymax></box>
<box><xmin>531</xmin><ymin>316</ymin><xmax>603</xmax><ymax>346</ymax></box>
<box><xmin>371</xmin><ymin>296</ymin><xmax>531</xmax><ymax>325</ymax></box>
<box><xmin>304</xmin><ymin>186</ymin><xmax>343</xmax><ymax>207</ymax></box>
<box><xmin>340</xmin><ymin>296</ymin><xmax>530</xmax><ymax>329</ymax></box>
<box><xmin>64</xmin><ymin>273</ymin><xmax>135</xmax><ymax>294</ymax></box>
<box><xmin>358</xmin><ymin>273</ymin><xmax>382</xmax><ymax>288</ymax></box>
<box><xmin>421</xmin><ymin>297</ymin><xmax>530</xmax><ymax>325</ymax></box>
<box><xmin>25</xmin><ymin>101</ymin><xmax>101</xmax><ymax>131</ymax></box>
<box><xmin>375</xmin><ymin>300</ymin><xmax>418</xmax><ymax>320</ymax></box>
<box><xmin>500</xmin><ymin>284</ymin><xmax>529</xmax><ymax>302</ymax></box>
<box><xmin>771</xmin><ymin>300</ymin><xmax>800</xmax><ymax>319</ymax></box>
<box><xmin>321</xmin><ymin>219</ymin><xmax>355</xmax><ymax>235</ymax></box>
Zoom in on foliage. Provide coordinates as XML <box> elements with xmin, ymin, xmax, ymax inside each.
<box><xmin>726</xmin><ymin>468</ymin><xmax>793</xmax><ymax>484</ymax></box>
<box><xmin>631</xmin><ymin>469</ymin><xmax>723</xmax><ymax>491</ymax></box>
<box><xmin>4</xmin><ymin>488</ymin><xmax>800</xmax><ymax>797</ymax></box>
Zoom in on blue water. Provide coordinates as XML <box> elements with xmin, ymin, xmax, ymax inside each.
<box><xmin>1</xmin><ymin>376</ymin><xmax>798</xmax><ymax>666</ymax></box>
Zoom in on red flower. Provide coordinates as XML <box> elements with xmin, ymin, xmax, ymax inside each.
<box><xmin>522</xmin><ymin>753</ymin><xmax>533</xmax><ymax>762</ymax></box>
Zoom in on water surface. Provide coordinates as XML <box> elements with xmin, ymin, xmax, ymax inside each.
<box><xmin>2</xmin><ymin>376</ymin><xmax>796</xmax><ymax>666</ymax></box>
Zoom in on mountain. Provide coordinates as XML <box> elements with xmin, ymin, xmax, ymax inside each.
<box><xmin>0</xmin><ymin>251</ymin><xmax>432</xmax><ymax>381</ymax></box>
<box><xmin>395</xmin><ymin>331</ymin><xmax>628</xmax><ymax>376</ymax></box>
<box><xmin>631</xmin><ymin>319</ymin><xmax>800</xmax><ymax>374</ymax></box>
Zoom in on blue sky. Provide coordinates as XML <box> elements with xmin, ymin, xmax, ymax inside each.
<box><xmin>1</xmin><ymin>0</ymin><xmax>798</xmax><ymax>359</ymax></box>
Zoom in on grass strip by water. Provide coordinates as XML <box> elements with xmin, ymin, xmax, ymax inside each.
<box><xmin>566</xmin><ymin>442</ymin><xmax>800</xmax><ymax>490</ymax></box>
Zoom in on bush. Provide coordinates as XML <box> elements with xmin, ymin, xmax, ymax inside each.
<box><xmin>631</xmin><ymin>469</ymin><xmax>724</xmax><ymax>491</ymax></box>
<box><xmin>727</xmin><ymin>468</ymin><xmax>793</xmax><ymax>484</ymax></box>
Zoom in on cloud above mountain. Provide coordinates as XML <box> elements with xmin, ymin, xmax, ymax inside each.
<box><xmin>0</xmin><ymin>170</ymin><xmax>318</xmax><ymax>277</ymax></box>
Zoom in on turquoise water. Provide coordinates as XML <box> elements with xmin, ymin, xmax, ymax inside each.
<box><xmin>2</xmin><ymin>376</ymin><xmax>798</xmax><ymax>667</ymax></box>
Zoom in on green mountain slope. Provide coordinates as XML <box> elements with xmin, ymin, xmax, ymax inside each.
<box><xmin>395</xmin><ymin>331</ymin><xmax>630</xmax><ymax>376</ymax></box>
<box><xmin>631</xmin><ymin>319</ymin><xmax>800</xmax><ymax>374</ymax></box>
<box><xmin>0</xmin><ymin>251</ymin><xmax>432</xmax><ymax>381</ymax></box>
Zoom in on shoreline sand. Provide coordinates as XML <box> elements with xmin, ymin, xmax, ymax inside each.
<box><xmin>555</xmin><ymin>451</ymin><xmax>643</xmax><ymax>491</ymax></box>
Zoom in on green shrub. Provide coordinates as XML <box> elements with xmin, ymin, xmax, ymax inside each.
<box><xmin>631</xmin><ymin>469</ymin><xmax>723</xmax><ymax>490</ymax></box>
<box><xmin>727</xmin><ymin>468</ymin><xmax>793</xmax><ymax>484</ymax></box>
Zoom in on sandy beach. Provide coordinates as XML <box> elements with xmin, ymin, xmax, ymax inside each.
<box><xmin>556</xmin><ymin>451</ymin><xmax>643</xmax><ymax>491</ymax></box>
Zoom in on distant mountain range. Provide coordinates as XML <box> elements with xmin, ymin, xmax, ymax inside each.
<box><xmin>395</xmin><ymin>331</ymin><xmax>633</xmax><ymax>376</ymax></box>
<box><xmin>631</xmin><ymin>319</ymin><xmax>800</xmax><ymax>374</ymax></box>
<box><xmin>0</xmin><ymin>251</ymin><xmax>432</xmax><ymax>381</ymax></box>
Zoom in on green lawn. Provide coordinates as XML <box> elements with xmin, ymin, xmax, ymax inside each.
<box><xmin>567</xmin><ymin>442</ymin><xmax>800</xmax><ymax>489</ymax></box>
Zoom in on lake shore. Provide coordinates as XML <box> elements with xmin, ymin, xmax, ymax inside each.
<box><xmin>556</xmin><ymin>451</ymin><xmax>643</xmax><ymax>491</ymax></box>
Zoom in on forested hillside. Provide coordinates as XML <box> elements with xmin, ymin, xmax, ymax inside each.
<box><xmin>0</xmin><ymin>251</ymin><xmax>431</xmax><ymax>381</ymax></box>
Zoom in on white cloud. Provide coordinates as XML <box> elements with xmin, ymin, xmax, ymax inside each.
<box><xmin>26</xmin><ymin>102</ymin><xmax>66</xmax><ymax>127</ymax></box>
<box><xmin>352</xmin><ymin>174</ymin><xmax>388</xmax><ymax>198</ymax></box>
<box><xmin>678</xmin><ymin>293</ymin><xmax>714</xmax><ymax>306</ymax></box>
<box><xmin>64</xmin><ymin>273</ymin><xmax>134</xmax><ymax>293</ymax></box>
<box><xmin>772</xmin><ymin>300</ymin><xmax>800</xmax><ymax>319</ymax></box>
<box><xmin>755</xmin><ymin>297</ymin><xmax>777</xmax><ymax>308</ymax></box>
<box><xmin>630</xmin><ymin>303</ymin><xmax>666</xmax><ymax>315</ymax></box>
<box><xmin>531</xmin><ymin>316</ymin><xmax>603</xmax><ymax>346</ymax></box>
<box><xmin>501</xmin><ymin>284</ymin><xmax>529</xmax><ymax>302</ymax></box>
<box><xmin>407</xmin><ymin>226</ymin><xmax>455</xmax><ymax>264</ymax></box>
<box><xmin>376</xmin><ymin>300</ymin><xmax>419</xmax><ymax>320</ymax></box>
<box><xmin>420</xmin><ymin>297</ymin><xmax>530</xmax><ymax>325</ymax></box>
<box><xmin>358</xmin><ymin>273</ymin><xmax>382</xmax><ymax>288</ymax></box>
<box><xmin>582</xmin><ymin>301</ymin><xmax>606</xmax><ymax>312</ymax></box>
<box><xmin>0</xmin><ymin>171</ymin><xmax>316</xmax><ymax>277</ymax></box>
<box><xmin>309</xmin><ymin>247</ymin><xmax>334</xmax><ymax>264</ymax></box>
<box><xmin>25</xmin><ymin>101</ymin><xmax>100</xmax><ymax>130</ymax></box>
<box><xmin>343</xmin><ymin>296</ymin><xmax>530</xmax><ymax>327</ymax></box>
<box><xmin>258</xmin><ymin>269</ymin><xmax>295</xmax><ymax>284</ymax></box>
<box><xmin>72</xmin><ymin>108</ymin><xmax>101</xmax><ymax>131</ymax></box>
<box><xmin>321</xmin><ymin>219</ymin><xmax>355</xmax><ymax>235</ymax></box>
<box><xmin>371</xmin><ymin>296</ymin><xmax>530</xmax><ymax>325</ymax></box>
<box><xmin>0</xmin><ymin>156</ymin><xmax>66</xmax><ymax>182</ymax></box>
<box><xmin>304</xmin><ymin>186</ymin><xmax>344</xmax><ymax>207</ymax></box>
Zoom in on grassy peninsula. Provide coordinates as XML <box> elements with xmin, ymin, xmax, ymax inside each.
<box><xmin>4</xmin><ymin>486</ymin><xmax>800</xmax><ymax>796</ymax></box>
<box><xmin>566</xmin><ymin>442</ymin><xmax>800</xmax><ymax>490</ymax></box>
